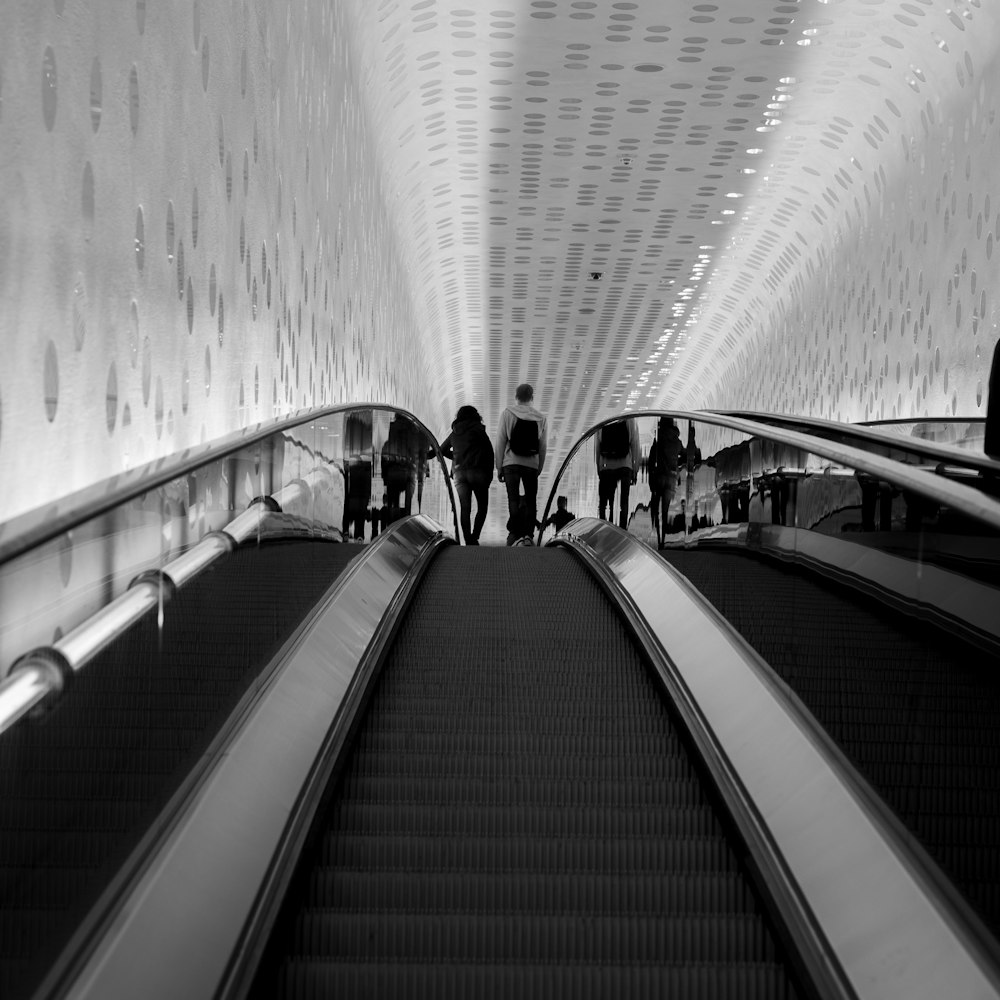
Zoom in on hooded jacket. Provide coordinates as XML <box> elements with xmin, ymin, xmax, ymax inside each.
<box><xmin>440</xmin><ymin>415</ymin><xmax>494</xmax><ymax>478</ymax></box>
<box><xmin>495</xmin><ymin>402</ymin><xmax>548</xmax><ymax>473</ymax></box>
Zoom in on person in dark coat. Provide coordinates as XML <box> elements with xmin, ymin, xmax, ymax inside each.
<box><xmin>440</xmin><ymin>405</ymin><xmax>494</xmax><ymax>545</ymax></box>
<box><xmin>648</xmin><ymin>417</ymin><xmax>683</xmax><ymax>547</ymax></box>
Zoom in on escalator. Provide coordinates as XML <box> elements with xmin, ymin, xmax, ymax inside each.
<box><xmin>0</xmin><ymin>541</ymin><xmax>360</xmax><ymax>1000</ymax></box>
<box><xmin>4</xmin><ymin>405</ymin><xmax>1000</xmax><ymax>998</ymax></box>
<box><xmin>248</xmin><ymin>546</ymin><xmax>805</xmax><ymax>998</ymax></box>
<box><xmin>658</xmin><ymin>546</ymin><xmax>1000</xmax><ymax>941</ymax></box>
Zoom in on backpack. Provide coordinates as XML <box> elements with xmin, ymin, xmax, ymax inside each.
<box><xmin>509</xmin><ymin>417</ymin><xmax>539</xmax><ymax>457</ymax></box>
<box><xmin>599</xmin><ymin>420</ymin><xmax>630</xmax><ymax>459</ymax></box>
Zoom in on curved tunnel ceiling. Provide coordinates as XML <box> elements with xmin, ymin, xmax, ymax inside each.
<box><xmin>345</xmin><ymin>0</ymin><xmax>995</xmax><ymax>457</ymax></box>
<box><xmin>0</xmin><ymin>0</ymin><xmax>995</xmax><ymax>523</ymax></box>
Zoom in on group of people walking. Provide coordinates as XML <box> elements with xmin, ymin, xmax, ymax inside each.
<box><xmin>438</xmin><ymin>388</ymin><xmax>694</xmax><ymax>547</ymax></box>
<box><xmin>439</xmin><ymin>382</ymin><xmax>553</xmax><ymax>546</ymax></box>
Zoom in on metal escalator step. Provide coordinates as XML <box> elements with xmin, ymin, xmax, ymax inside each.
<box><xmin>347</xmin><ymin>750</ymin><xmax>697</xmax><ymax>781</ymax></box>
<box><xmin>304</xmin><ymin>870</ymin><xmax>759</xmax><ymax>915</ymax></box>
<box><xmin>277</xmin><ymin>959</ymin><xmax>799</xmax><ymax>1000</ymax></box>
<box><xmin>334</xmin><ymin>774</ymin><xmax>716</xmax><ymax>808</ymax></box>
<box><xmin>318</xmin><ymin>833</ymin><xmax>741</xmax><ymax>874</ymax></box>
<box><xmin>324</xmin><ymin>801</ymin><xmax>729</xmax><ymax>839</ymax></box>
<box><xmin>290</xmin><ymin>912</ymin><xmax>781</xmax><ymax>964</ymax></box>
<box><xmin>353</xmin><ymin>730</ymin><xmax>687</xmax><ymax>757</ymax></box>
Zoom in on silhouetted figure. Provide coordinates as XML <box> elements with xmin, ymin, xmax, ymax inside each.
<box><xmin>342</xmin><ymin>410</ymin><xmax>373</xmax><ymax>541</ymax></box>
<box><xmin>648</xmin><ymin>417</ymin><xmax>683</xmax><ymax>547</ymax></box>
<box><xmin>543</xmin><ymin>495</ymin><xmax>575</xmax><ymax>535</ymax></box>
<box><xmin>670</xmin><ymin>498</ymin><xmax>687</xmax><ymax>536</ymax></box>
<box><xmin>370</xmin><ymin>493</ymin><xmax>390</xmax><ymax>538</ymax></box>
<box><xmin>507</xmin><ymin>497</ymin><xmax>540</xmax><ymax>546</ymax></box>
<box><xmin>987</xmin><ymin>336</ymin><xmax>1000</xmax><ymax>459</ymax></box>
<box><xmin>496</xmin><ymin>383</ymin><xmax>547</xmax><ymax>545</ymax></box>
<box><xmin>382</xmin><ymin>415</ymin><xmax>419</xmax><ymax>524</ymax></box>
<box><xmin>440</xmin><ymin>405</ymin><xmax>494</xmax><ymax>545</ymax></box>
<box><xmin>595</xmin><ymin>417</ymin><xmax>641</xmax><ymax>529</ymax></box>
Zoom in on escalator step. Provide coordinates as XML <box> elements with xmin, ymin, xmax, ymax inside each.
<box><xmin>324</xmin><ymin>801</ymin><xmax>728</xmax><ymax>838</ymax></box>
<box><xmin>318</xmin><ymin>834</ymin><xmax>741</xmax><ymax>874</ymax></box>
<box><xmin>334</xmin><ymin>774</ymin><xmax>716</xmax><ymax>808</ymax></box>
<box><xmin>290</xmin><ymin>912</ymin><xmax>781</xmax><ymax>964</ymax></box>
<box><xmin>304</xmin><ymin>870</ymin><xmax>758</xmax><ymax>915</ymax></box>
<box><xmin>276</xmin><ymin>960</ymin><xmax>798</xmax><ymax>1000</ymax></box>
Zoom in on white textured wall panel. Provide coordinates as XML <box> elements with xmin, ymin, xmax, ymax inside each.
<box><xmin>661</xmin><ymin>0</ymin><xmax>1000</xmax><ymax>423</ymax></box>
<box><xmin>0</xmin><ymin>0</ymin><xmax>432</xmax><ymax>522</ymax></box>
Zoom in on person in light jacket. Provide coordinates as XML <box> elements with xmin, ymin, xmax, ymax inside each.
<box><xmin>495</xmin><ymin>383</ymin><xmax>547</xmax><ymax>545</ymax></box>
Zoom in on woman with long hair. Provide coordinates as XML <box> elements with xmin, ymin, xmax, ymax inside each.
<box><xmin>440</xmin><ymin>405</ymin><xmax>494</xmax><ymax>544</ymax></box>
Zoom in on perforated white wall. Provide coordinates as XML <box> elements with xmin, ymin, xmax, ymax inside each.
<box><xmin>660</xmin><ymin>0</ymin><xmax>1000</xmax><ymax>422</ymax></box>
<box><xmin>0</xmin><ymin>0</ymin><xmax>433</xmax><ymax>522</ymax></box>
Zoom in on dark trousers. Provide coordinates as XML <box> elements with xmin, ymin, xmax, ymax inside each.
<box><xmin>598</xmin><ymin>467</ymin><xmax>632</xmax><ymax>529</ymax></box>
<box><xmin>455</xmin><ymin>471</ymin><xmax>490</xmax><ymax>544</ymax></box>
<box><xmin>503</xmin><ymin>466</ymin><xmax>538</xmax><ymax>517</ymax></box>
<box><xmin>503</xmin><ymin>465</ymin><xmax>538</xmax><ymax>543</ymax></box>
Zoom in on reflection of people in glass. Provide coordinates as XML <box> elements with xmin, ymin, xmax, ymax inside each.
<box><xmin>439</xmin><ymin>405</ymin><xmax>494</xmax><ymax>545</ymax></box>
<box><xmin>370</xmin><ymin>493</ymin><xmax>390</xmax><ymax>538</ymax></box>
<box><xmin>595</xmin><ymin>417</ymin><xmax>641</xmax><ymax>529</ymax></box>
<box><xmin>543</xmin><ymin>495</ymin><xmax>575</xmax><ymax>534</ymax></box>
<box><xmin>648</xmin><ymin>417</ymin><xmax>683</xmax><ymax>548</ymax></box>
<box><xmin>342</xmin><ymin>410</ymin><xmax>373</xmax><ymax>541</ymax></box>
<box><xmin>671</xmin><ymin>498</ymin><xmax>687</xmax><ymax>535</ymax></box>
<box><xmin>684</xmin><ymin>421</ymin><xmax>702</xmax><ymax>472</ymax></box>
<box><xmin>381</xmin><ymin>415</ymin><xmax>419</xmax><ymax>525</ymax></box>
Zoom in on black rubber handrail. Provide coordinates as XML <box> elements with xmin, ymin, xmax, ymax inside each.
<box><xmin>540</xmin><ymin>409</ymin><xmax>1000</xmax><ymax>541</ymax></box>
<box><xmin>711</xmin><ymin>410</ymin><xmax>1000</xmax><ymax>476</ymax></box>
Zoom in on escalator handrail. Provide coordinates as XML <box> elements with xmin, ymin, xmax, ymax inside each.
<box><xmin>551</xmin><ymin>517</ymin><xmax>1000</xmax><ymax>1000</ymax></box>
<box><xmin>33</xmin><ymin>515</ymin><xmax>453</xmax><ymax>1000</ymax></box>
<box><xmin>0</xmin><ymin>498</ymin><xmax>303</xmax><ymax>737</ymax></box>
<box><xmin>711</xmin><ymin>409</ymin><xmax>1000</xmax><ymax>476</ymax></box>
<box><xmin>539</xmin><ymin>409</ymin><xmax>1000</xmax><ymax>540</ymax></box>
<box><xmin>0</xmin><ymin>401</ymin><xmax>456</xmax><ymax>569</ymax></box>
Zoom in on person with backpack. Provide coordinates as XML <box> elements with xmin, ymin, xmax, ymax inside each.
<box><xmin>495</xmin><ymin>383</ymin><xmax>548</xmax><ymax>545</ymax></box>
<box><xmin>648</xmin><ymin>417</ymin><xmax>683</xmax><ymax>547</ymax></box>
<box><xmin>594</xmin><ymin>416</ymin><xmax>641</xmax><ymax>529</ymax></box>
<box><xmin>439</xmin><ymin>404</ymin><xmax>494</xmax><ymax>545</ymax></box>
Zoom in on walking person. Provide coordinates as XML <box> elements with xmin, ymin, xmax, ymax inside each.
<box><xmin>594</xmin><ymin>416</ymin><xmax>641</xmax><ymax>530</ymax></box>
<box><xmin>440</xmin><ymin>405</ymin><xmax>494</xmax><ymax>545</ymax></box>
<box><xmin>648</xmin><ymin>417</ymin><xmax>683</xmax><ymax>548</ymax></box>
<box><xmin>495</xmin><ymin>383</ymin><xmax>547</xmax><ymax>545</ymax></box>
